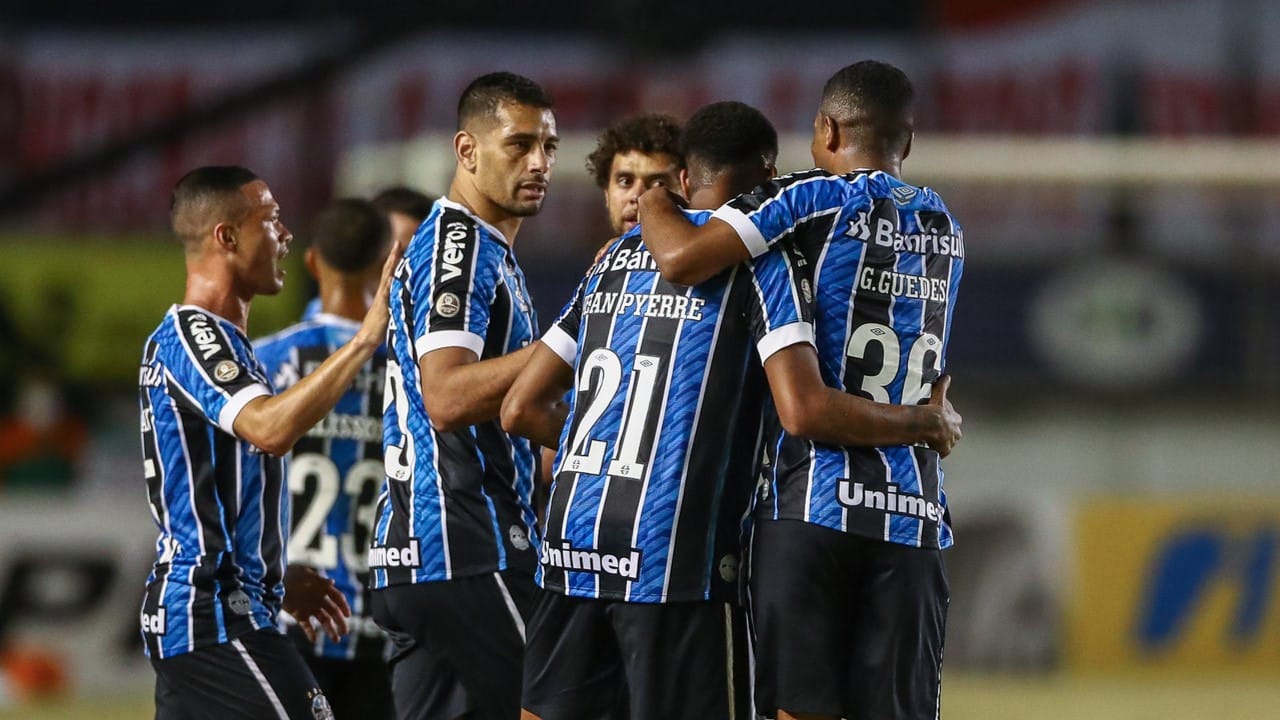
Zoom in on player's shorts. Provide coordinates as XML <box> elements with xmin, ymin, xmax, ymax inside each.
<box><xmin>287</xmin><ymin>620</ymin><xmax>393</xmax><ymax>719</ymax></box>
<box><xmin>152</xmin><ymin>627</ymin><xmax>332</xmax><ymax>720</ymax></box>
<box><xmin>522</xmin><ymin>589</ymin><xmax>752</xmax><ymax>720</ymax></box>
<box><xmin>370</xmin><ymin>570</ymin><xmax>535</xmax><ymax>720</ymax></box>
<box><xmin>749</xmin><ymin>519</ymin><xmax>948</xmax><ymax>720</ymax></box>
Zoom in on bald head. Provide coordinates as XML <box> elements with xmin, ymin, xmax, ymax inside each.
<box><xmin>170</xmin><ymin>166</ymin><xmax>260</xmax><ymax>251</ymax></box>
<box><xmin>819</xmin><ymin>60</ymin><xmax>915</xmax><ymax>161</ymax></box>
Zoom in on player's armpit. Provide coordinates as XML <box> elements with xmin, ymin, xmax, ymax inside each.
<box><xmin>501</xmin><ymin>342</ymin><xmax>573</xmax><ymax>449</ymax></box>
<box><xmin>418</xmin><ymin>343</ymin><xmax>538</xmax><ymax>433</ymax></box>
<box><xmin>763</xmin><ymin>344</ymin><xmax>963</xmax><ymax>454</ymax></box>
<box><xmin>638</xmin><ymin>187</ymin><xmax>749</xmax><ymax>285</ymax></box>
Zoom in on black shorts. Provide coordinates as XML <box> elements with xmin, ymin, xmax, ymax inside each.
<box><xmin>522</xmin><ymin>590</ymin><xmax>751</xmax><ymax>720</ymax></box>
<box><xmin>287</xmin><ymin>621</ymin><xmax>393</xmax><ymax>720</ymax></box>
<box><xmin>749</xmin><ymin>519</ymin><xmax>948</xmax><ymax>720</ymax></box>
<box><xmin>370</xmin><ymin>571</ymin><xmax>535</xmax><ymax>720</ymax></box>
<box><xmin>152</xmin><ymin>627</ymin><xmax>332</xmax><ymax>720</ymax></box>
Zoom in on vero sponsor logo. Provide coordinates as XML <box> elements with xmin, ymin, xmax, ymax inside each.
<box><xmin>438</xmin><ymin>222</ymin><xmax>468</xmax><ymax>283</ymax></box>
<box><xmin>186</xmin><ymin>314</ymin><xmax>222</xmax><ymax>360</ymax></box>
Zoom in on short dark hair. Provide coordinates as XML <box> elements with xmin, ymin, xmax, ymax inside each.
<box><xmin>457</xmin><ymin>72</ymin><xmax>553</xmax><ymax>131</ymax></box>
<box><xmin>681</xmin><ymin>102</ymin><xmax>777</xmax><ymax>174</ymax></box>
<box><xmin>820</xmin><ymin>60</ymin><xmax>915</xmax><ymax>156</ymax></box>
<box><xmin>170</xmin><ymin>165</ymin><xmax>259</xmax><ymax>247</ymax></box>
<box><xmin>585</xmin><ymin>114</ymin><xmax>683</xmax><ymax>189</ymax></box>
<box><xmin>371</xmin><ymin>186</ymin><xmax>437</xmax><ymax>224</ymax></box>
<box><xmin>310</xmin><ymin>198</ymin><xmax>390</xmax><ymax>273</ymax></box>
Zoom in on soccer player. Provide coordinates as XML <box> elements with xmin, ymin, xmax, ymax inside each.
<box><xmin>586</xmin><ymin>113</ymin><xmax>683</xmax><ymax>236</ymax></box>
<box><xmin>255</xmin><ymin>198</ymin><xmax>395</xmax><ymax>719</ymax></box>
<box><xmin>139</xmin><ymin>166</ymin><xmax>401</xmax><ymax>719</ymax></box>
<box><xmin>639</xmin><ymin>60</ymin><xmax>963</xmax><ymax>720</ymax></box>
<box><xmin>371</xmin><ymin>185</ymin><xmax>438</xmax><ymax>249</ymax></box>
<box><xmin>368</xmin><ymin>72</ymin><xmax>556</xmax><ymax>720</ymax></box>
<box><xmin>501</xmin><ymin>100</ymin><xmax>960</xmax><ymax>720</ymax></box>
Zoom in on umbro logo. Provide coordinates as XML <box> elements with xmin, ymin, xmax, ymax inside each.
<box><xmin>891</xmin><ymin>185</ymin><xmax>918</xmax><ymax>205</ymax></box>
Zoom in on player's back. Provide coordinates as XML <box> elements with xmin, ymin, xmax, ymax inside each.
<box><xmin>255</xmin><ymin>314</ymin><xmax>388</xmax><ymax>658</ymax></box>
<box><xmin>726</xmin><ymin>169</ymin><xmax>964</xmax><ymax>549</ymax></box>
<box><xmin>540</xmin><ymin>211</ymin><xmax>809</xmax><ymax>602</ymax></box>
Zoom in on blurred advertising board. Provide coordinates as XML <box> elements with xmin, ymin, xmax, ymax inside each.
<box><xmin>1069</xmin><ymin>498</ymin><xmax>1280</xmax><ymax>674</ymax></box>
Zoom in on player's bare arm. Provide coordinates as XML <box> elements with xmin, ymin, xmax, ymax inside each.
<box><xmin>419</xmin><ymin>343</ymin><xmax>538</xmax><ymax>433</ymax></box>
<box><xmin>637</xmin><ymin>186</ymin><xmax>750</xmax><ymax>285</ymax></box>
<box><xmin>764</xmin><ymin>344</ymin><xmax>962</xmax><ymax>456</ymax></box>
<box><xmin>233</xmin><ymin>240</ymin><xmax>403</xmax><ymax>455</ymax></box>
<box><xmin>500</xmin><ymin>342</ymin><xmax>574</xmax><ymax>448</ymax></box>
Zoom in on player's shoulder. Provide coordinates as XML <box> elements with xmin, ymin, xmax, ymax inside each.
<box><xmin>164</xmin><ymin>304</ymin><xmax>250</xmax><ymax>357</ymax></box>
<box><xmin>860</xmin><ymin>171</ymin><xmax>952</xmax><ymax>213</ymax></box>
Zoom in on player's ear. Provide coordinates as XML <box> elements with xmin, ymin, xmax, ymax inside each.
<box><xmin>678</xmin><ymin>168</ymin><xmax>691</xmax><ymax>199</ymax></box>
<box><xmin>455</xmin><ymin>130</ymin><xmax>478</xmax><ymax>173</ymax></box>
<box><xmin>212</xmin><ymin>222</ymin><xmax>237</xmax><ymax>253</ymax></box>
<box><xmin>304</xmin><ymin>247</ymin><xmax>320</xmax><ymax>281</ymax></box>
<box><xmin>821</xmin><ymin>114</ymin><xmax>840</xmax><ymax>153</ymax></box>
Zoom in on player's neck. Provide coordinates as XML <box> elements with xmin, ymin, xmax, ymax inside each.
<box><xmin>318</xmin><ymin>280</ymin><xmax>371</xmax><ymax>322</ymax></box>
<box><xmin>447</xmin><ymin>178</ymin><xmax>522</xmax><ymax>245</ymax></box>
<box><xmin>828</xmin><ymin>149</ymin><xmax>901</xmax><ymax>178</ymax></box>
<box><xmin>182</xmin><ymin>271</ymin><xmax>252</xmax><ymax>332</ymax></box>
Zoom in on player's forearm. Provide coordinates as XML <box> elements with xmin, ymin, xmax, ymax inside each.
<box><xmin>799</xmin><ymin>389</ymin><xmax>945</xmax><ymax>449</ymax></box>
<box><xmin>422</xmin><ymin>344</ymin><xmax>537</xmax><ymax>432</ymax></box>
<box><xmin>501</xmin><ymin>399</ymin><xmax>567</xmax><ymax>449</ymax></box>
<box><xmin>637</xmin><ymin>190</ymin><xmax>716</xmax><ymax>285</ymax></box>
<box><xmin>235</xmin><ymin>335</ymin><xmax>381</xmax><ymax>455</ymax></box>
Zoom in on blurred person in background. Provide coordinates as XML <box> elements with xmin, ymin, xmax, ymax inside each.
<box><xmin>585</xmin><ymin>113</ymin><xmax>684</xmax><ymax>237</ymax></box>
<box><xmin>368</xmin><ymin>71</ymin><xmax>556</xmax><ymax>720</ymax></box>
<box><xmin>640</xmin><ymin>60</ymin><xmax>965</xmax><ymax>720</ymax></box>
<box><xmin>255</xmin><ymin>198</ymin><xmax>396</xmax><ymax>719</ymax></box>
<box><xmin>371</xmin><ymin>185</ymin><xmax>438</xmax><ymax>249</ymax></box>
<box><xmin>138</xmin><ymin>165</ymin><xmax>400</xmax><ymax>719</ymax></box>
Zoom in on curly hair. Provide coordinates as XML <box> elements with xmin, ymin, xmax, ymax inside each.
<box><xmin>585</xmin><ymin>114</ymin><xmax>683</xmax><ymax>189</ymax></box>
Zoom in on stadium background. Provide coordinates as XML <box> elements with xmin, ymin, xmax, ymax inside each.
<box><xmin>1</xmin><ymin>0</ymin><xmax>1278</xmax><ymax>716</ymax></box>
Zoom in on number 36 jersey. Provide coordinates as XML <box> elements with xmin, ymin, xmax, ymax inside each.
<box><xmin>254</xmin><ymin>314</ymin><xmax>387</xmax><ymax>659</ymax></box>
<box><xmin>539</xmin><ymin>210</ymin><xmax>813</xmax><ymax>603</ymax></box>
<box><xmin>714</xmin><ymin>169</ymin><xmax>965</xmax><ymax>550</ymax></box>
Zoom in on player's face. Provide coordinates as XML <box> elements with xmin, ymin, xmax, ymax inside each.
<box><xmin>473</xmin><ymin>101</ymin><xmax>558</xmax><ymax>218</ymax></box>
<box><xmin>603</xmin><ymin>150</ymin><xmax>682</xmax><ymax>236</ymax></box>
<box><xmin>232</xmin><ymin>180</ymin><xmax>292</xmax><ymax>296</ymax></box>
<box><xmin>387</xmin><ymin>210</ymin><xmax>423</xmax><ymax>250</ymax></box>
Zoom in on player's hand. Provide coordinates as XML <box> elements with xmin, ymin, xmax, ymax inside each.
<box><xmin>592</xmin><ymin>236</ymin><xmax>620</xmax><ymax>264</ymax></box>
<box><xmin>924</xmin><ymin>374</ymin><xmax>962</xmax><ymax>457</ymax></box>
<box><xmin>283</xmin><ymin>564</ymin><xmax>351</xmax><ymax>643</ymax></box>
<box><xmin>637</xmin><ymin>185</ymin><xmax>688</xmax><ymax>216</ymax></box>
<box><xmin>357</xmin><ymin>236</ymin><xmax>406</xmax><ymax>347</ymax></box>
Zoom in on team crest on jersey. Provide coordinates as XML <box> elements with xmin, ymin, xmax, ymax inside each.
<box><xmin>226</xmin><ymin>589</ymin><xmax>251</xmax><ymax>616</ymax></box>
<box><xmin>891</xmin><ymin>185</ymin><xmax>918</xmax><ymax>205</ymax></box>
<box><xmin>508</xmin><ymin>524</ymin><xmax>530</xmax><ymax>551</ymax></box>
<box><xmin>214</xmin><ymin>360</ymin><xmax>240</xmax><ymax>383</ymax></box>
<box><xmin>436</xmin><ymin>292</ymin><xmax>461</xmax><ymax>318</ymax></box>
<box><xmin>308</xmin><ymin>689</ymin><xmax>334</xmax><ymax>720</ymax></box>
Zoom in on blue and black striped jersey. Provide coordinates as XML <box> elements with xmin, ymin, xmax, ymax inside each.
<box><xmin>371</xmin><ymin>198</ymin><xmax>540</xmax><ymax>588</ymax></box>
<box><xmin>714</xmin><ymin>169</ymin><xmax>965</xmax><ymax>549</ymax></box>
<box><xmin>254</xmin><ymin>314</ymin><xmax>388</xmax><ymax>660</ymax></box>
<box><xmin>538</xmin><ymin>210</ymin><xmax>813</xmax><ymax>602</ymax></box>
<box><xmin>138</xmin><ymin>305</ymin><xmax>285</xmax><ymax>659</ymax></box>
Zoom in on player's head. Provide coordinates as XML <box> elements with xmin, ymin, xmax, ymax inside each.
<box><xmin>171</xmin><ymin>165</ymin><xmax>292</xmax><ymax>296</ymax></box>
<box><xmin>371</xmin><ymin>185</ymin><xmax>436</xmax><ymax>249</ymax></box>
<box><xmin>811</xmin><ymin>60</ymin><xmax>915</xmax><ymax>174</ymax></box>
<box><xmin>680</xmin><ymin>101</ymin><xmax>777</xmax><ymax>209</ymax></box>
<box><xmin>586</xmin><ymin>114</ymin><xmax>683</xmax><ymax>235</ymax></box>
<box><xmin>453</xmin><ymin>72</ymin><xmax>557</xmax><ymax>219</ymax></box>
<box><xmin>306</xmin><ymin>198</ymin><xmax>390</xmax><ymax>293</ymax></box>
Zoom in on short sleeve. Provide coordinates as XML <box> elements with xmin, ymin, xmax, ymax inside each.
<box><xmin>743</xmin><ymin>242</ymin><xmax>815</xmax><ymax>363</ymax></box>
<box><xmin>541</xmin><ymin>276</ymin><xmax>588</xmax><ymax>366</ymax></box>
<box><xmin>712</xmin><ymin>170</ymin><xmax>850</xmax><ymax>258</ymax></box>
<box><xmin>165</xmin><ymin>308</ymin><xmax>271</xmax><ymax>435</ymax></box>
<box><xmin>412</xmin><ymin>213</ymin><xmax>499</xmax><ymax>360</ymax></box>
